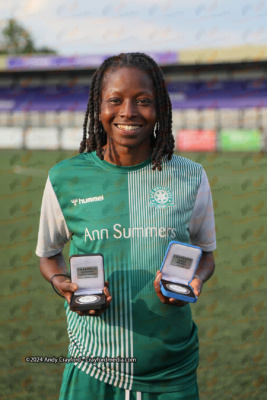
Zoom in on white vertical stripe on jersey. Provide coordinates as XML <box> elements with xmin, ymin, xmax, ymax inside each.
<box><xmin>108</xmin><ymin>283</ymin><xmax>116</xmax><ymax>386</ymax></box>
<box><xmin>127</xmin><ymin>171</ymin><xmax>135</xmax><ymax>391</ymax></box>
<box><xmin>104</xmin><ymin>309</ymin><xmax>111</xmax><ymax>383</ymax></box>
<box><xmin>114</xmin><ymin>275</ymin><xmax>121</xmax><ymax>387</ymax></box>
<box><xmin>98</xmin><ymin>317</ymin><xmax>107</xmax><ymax>381</ymax></box>
<box><xmin>122</xmin><ymin>271</ymin><xmax>130</xmax><ymax>389</ymax></box>
<box><xmin>136</xmin><ymin>392</ymin><xmax>142</xmax><ymax>400</ymax></box>
<box><xmin>87</xmin><ymin>312</ymin><xmax>98</xmax><ymax>375</ymax></box>
<box><xmin>94</xmin><ymin>318</ymin><xmax>102</xmax><ymax>380</ymax></box>
<box><xmin>128</xmin><ymin>281</ymin><xmax>134</xmax><ymax>389</ymax></box>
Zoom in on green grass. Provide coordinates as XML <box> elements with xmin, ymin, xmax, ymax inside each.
<box><xmin>1</xmin><ymin>150</ymin><xmax>266</xmax><ymax>399</ymax></box>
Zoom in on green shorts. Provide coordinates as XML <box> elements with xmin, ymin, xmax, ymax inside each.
<box><xmin>59</xmin><ymin>363</ymin><xmax>199</xmax><ymax>400</ymax></box>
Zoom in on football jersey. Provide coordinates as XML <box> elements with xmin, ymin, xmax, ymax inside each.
<box><xmin>36</xmin><ymin>151</ymin><xmax>216</xmax><ymax>393</ymax></box>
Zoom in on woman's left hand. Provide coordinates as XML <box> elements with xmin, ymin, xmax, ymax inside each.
<box><xmin>153</xmin><ymin>271</ymin><xmax>203</xmax><ymax>307</ymax></box>
<box><xmin>190</xmin><ymin>275</ymin><xmax>203</xmax><ymax>297</ymax></box>
<box><xmin>153</xmin><ymin>271</ymin><xmax>187</xmax><ymax>307</ymax></box>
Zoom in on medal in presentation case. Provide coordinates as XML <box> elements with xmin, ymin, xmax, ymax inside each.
<box><xmin>69</xmin><ymin>254</ymin><xmax>106</xmax><ymax>311</ymax></box>
<box><xmin>160</xmin><ymin>241</ymin><xmax>202</xmax><ymax>303</ymax></box>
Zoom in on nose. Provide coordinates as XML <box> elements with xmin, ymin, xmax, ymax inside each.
<box><xmin>119</xmin><ymin>99</ymin><xmax>137</xmax><ymax>119</ymax></box>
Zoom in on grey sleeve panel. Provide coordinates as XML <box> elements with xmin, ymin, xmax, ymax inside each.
<box><xmin>189</xmin><ymin>169</ymin><xmax>216</xmax><ymax>251</ymax></box>
<box><xmin>36</xmin><ymin>176</ymin><xmax>72</xmax><ymax>257</ymax></box>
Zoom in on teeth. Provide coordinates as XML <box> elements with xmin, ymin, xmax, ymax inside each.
<box><xmin>117</xmin><ymin>125</ymin><xmax>141</xmax><ymax>131</ymax></box>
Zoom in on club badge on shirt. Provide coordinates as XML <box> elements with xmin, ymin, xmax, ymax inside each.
<box><xmin>149</xmin><ymin>186</ymin><xmax>174</xmax><ymax>209</ymax></box>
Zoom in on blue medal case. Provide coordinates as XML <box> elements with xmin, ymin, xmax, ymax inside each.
<box><xmin>160</xmin><ymin>241</ymin><xmax>202</xmax><ymax>303</ymax></box>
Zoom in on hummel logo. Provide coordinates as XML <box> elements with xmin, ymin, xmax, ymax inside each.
<box><xmin>71</xmin><ymin>195</ymin><xmax>104</xmax><ymax>206</ymax></box>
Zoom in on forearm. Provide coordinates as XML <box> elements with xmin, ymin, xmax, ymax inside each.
<box><xmin>39</xmin><ymin>252</ymin><xmax>69</xmax><ymax>283</ymax></box>
<box><xmin>194</xmin><ymin>251</ymin><xmax>215</xmax><ymax>283</ymax></box>
<box><xmin>39</xmin><ymin>252</ymin><xmax>112</xmax><ymax>316</ymax></box>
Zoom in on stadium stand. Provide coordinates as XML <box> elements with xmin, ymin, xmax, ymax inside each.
<box><xmin>0</xmin><ymin>46</ymin><xmax>266</xmax><ymax>150</ymax></box>
<box><xmin>1</xmin><ymin>79</ymin><xmax>266</xmax><ymax>112</ymax></box>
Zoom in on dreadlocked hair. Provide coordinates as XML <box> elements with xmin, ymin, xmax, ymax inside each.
<box><xmin>79</xmin><ymin>52</ymin><xmax>174</xmax><ymax>171</ymax></box>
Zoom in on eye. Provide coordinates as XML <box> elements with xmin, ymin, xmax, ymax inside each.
<box><xmin>108</xmin><ymin>98</ymin><xmax>121</xmax><ymax>104</ymax></box>
<box><xmin>137</xmin><ymin>99</ymin><xmax>152</xmax><ymax>105</ymax></box>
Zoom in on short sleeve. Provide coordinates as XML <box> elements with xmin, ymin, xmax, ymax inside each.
<box><xmin>189</xmin><ymin>169</ymin><xmax>216</xmax><ymax>251</ymax></box>
<box><xmin>36</xmin><ymin>176</ymin><xmax>72</xmax><ymax>257</ymax></box>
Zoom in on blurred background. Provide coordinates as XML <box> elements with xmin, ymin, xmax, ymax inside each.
<box><xmin>1</xmin><ymin>1</ymin><xmax>266</xmax><ymax>399</ymax></box>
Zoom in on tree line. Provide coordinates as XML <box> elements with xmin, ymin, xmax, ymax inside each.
<box><xmin>0</xmin><ymin>19</ymin><xmax>56</xmax><ymax>55</ymax></box>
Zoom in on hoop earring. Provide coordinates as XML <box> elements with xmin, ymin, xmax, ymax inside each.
<box><xmin>154</xmin><ymin>122</ymin><xmax>159</xmax><ymax>136</ymax></box>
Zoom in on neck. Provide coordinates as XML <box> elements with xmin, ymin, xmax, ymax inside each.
<box><xmin>103</xmin><ymin>141</ymin><xmax>152</xmax><ymax>167</ymax></box>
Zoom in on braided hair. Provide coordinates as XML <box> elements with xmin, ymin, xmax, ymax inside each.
<box><xmin>79</xmin><ymin>52</ymin><xmax>174</xmax><ymax>171</ymax></box>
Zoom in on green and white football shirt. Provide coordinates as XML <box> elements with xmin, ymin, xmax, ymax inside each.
<box><xmin>36</xmin><ymin>152</ymin><xmax>216</xmax><ymax>393</ymax></box>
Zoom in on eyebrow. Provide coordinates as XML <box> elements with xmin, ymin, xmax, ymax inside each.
<box><xmin>105</xmin><ymin>90</ymin><xmax>154</xmax><ymax>96</ymax></box>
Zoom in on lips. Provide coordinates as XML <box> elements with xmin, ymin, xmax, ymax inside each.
<box><xmin>115</xmin><ymin>124</ymin><xmax>142</xmax><ymax>132</ymax></box>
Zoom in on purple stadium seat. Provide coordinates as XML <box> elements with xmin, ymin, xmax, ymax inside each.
<box><xmin>0</xmin><ymin>80</ymin><xmax>267</xmax><ymax>111</ymax></box>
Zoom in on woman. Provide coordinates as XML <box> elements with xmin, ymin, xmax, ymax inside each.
<box><xmin>36</xmin><ymin>52</ymin><xmax>216</xmax><ymax>400</ymax></box>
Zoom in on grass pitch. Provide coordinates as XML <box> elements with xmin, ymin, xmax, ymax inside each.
<box><xmin>1</xmin><ymin>150</ymin><xmax>266</xmax><ymax>399</ymax></box>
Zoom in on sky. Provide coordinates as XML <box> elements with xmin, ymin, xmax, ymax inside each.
<box><xmin>1</xmin><ymin>0</ymin><xmax>267</xmax><ymax>56</ymax></box>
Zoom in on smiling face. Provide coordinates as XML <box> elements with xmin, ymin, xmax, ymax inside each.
<box><xmin>100</xmin><ymin>67</ymin><xmax>157</xmax><ymax>164</ymax></box>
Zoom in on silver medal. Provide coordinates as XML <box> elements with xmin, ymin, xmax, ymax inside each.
<box><xmin>166</xmin><ymin>284</ymin><xmax>190</xmax><ymax>295</ymax></box>
<box><xmin>75</xmin><ymin>295</ymin><xmax>100</xmax><ymax>304</ymax></box>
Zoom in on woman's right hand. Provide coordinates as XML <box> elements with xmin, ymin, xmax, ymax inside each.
<box><xmin>51</xmin><ymin>274</ymin><xmax>78</xmax><ymax>305</ymax></box>
<box><xmin>40</xmin><ymin>254</ymin><xmax>112</xmax><ymax>317</ymax></box>
<box><xmin>52</xmin><ymin>276</ymin><xmax>112</xmax><ymax>317</ymax></box>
